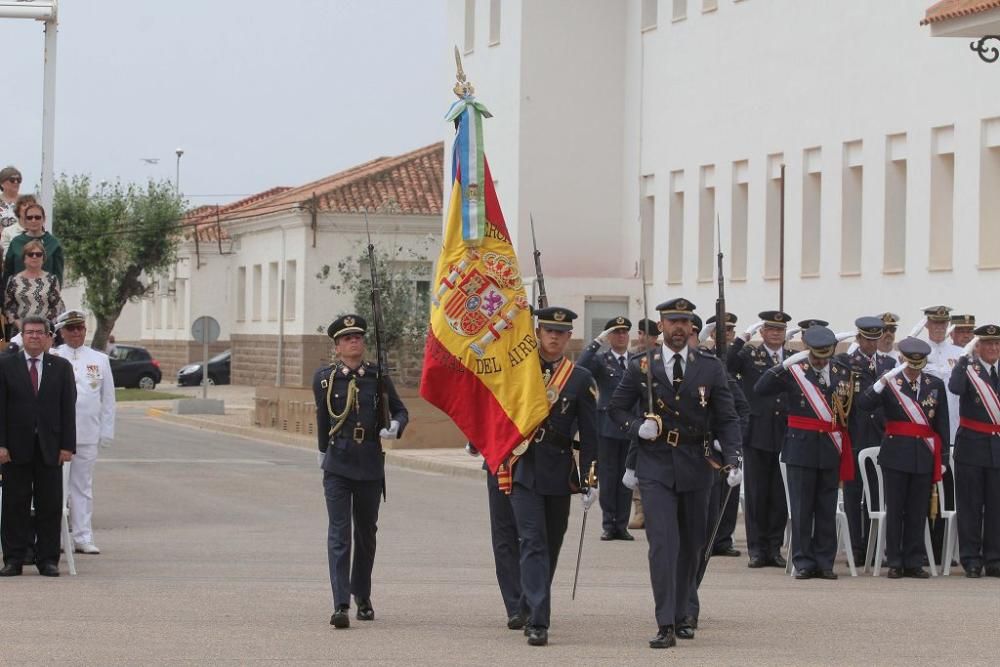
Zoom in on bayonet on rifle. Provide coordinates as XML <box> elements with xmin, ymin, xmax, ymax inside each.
<box><xmin>529</xmin><ymin>213</ymin><xmax>548</xmax><ymax>310</ymax></box>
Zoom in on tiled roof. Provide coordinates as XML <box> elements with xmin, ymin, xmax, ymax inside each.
<box><xmin>181</xmin><ymin>187</ymin><xmax>291</xmax><ymax>242</ymax></box>
<box><xmin>221</xmin><ymin>142</ymin><xmax>444</xmax><ymax>222</ymax></box>
<box><xmin>921</xmin><ymin>0</ymin><xmax>1000</xmax><ymax>25</ymax></box>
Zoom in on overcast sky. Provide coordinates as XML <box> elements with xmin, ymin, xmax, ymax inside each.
<box><xmin>0</xmin><ymin>0</ymin><xmax>446</xmax><ymax>205</ymax></box>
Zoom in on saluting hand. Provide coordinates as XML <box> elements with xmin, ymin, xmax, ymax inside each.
<box><xmin>781</xmin><ymin>350</ymin><xmax>809</xmax><ymax>369</ymax></box>
<box><xmin>742</xmin><ymin>320</ymin><xmax>765</xmax><ymax>341</ymax></box>
<box><xmin>595</xmin><ymin>327</ymin><xmax>615</xmax><ymax>345</ymax></box>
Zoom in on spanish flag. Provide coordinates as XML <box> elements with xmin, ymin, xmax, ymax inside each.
<box><xmin>420</xmin><ymin>93</ymin><xmax>548</xmax><ymax>474</ymax></box>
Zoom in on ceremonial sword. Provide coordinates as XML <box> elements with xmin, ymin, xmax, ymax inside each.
<box><xmin>571</xmin><ymin>461</ymin><xmax>597</xmax><ymax>600</ymax></box>
<box><xmin>704</xmin><ymin>476</ymin><xmax>735</xmax><ymax>563</ymax></box>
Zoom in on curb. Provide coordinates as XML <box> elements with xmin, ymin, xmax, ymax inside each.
<box><xmin>145</xmin><ymin>408</ymin><xmax>485</xmax><ymax>481</ymax></box>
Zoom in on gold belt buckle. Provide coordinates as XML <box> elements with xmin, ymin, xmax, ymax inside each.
<box><xmin>533</xmin><ymin>427</ymin><xmax>546</xmax><ymax>443</ymax></box>
<box><xmin>666</xmin><ymin>430</ymin><xmax>680</xmax><ymax>447</ymax></box>
<box><xmin>353</xmin><ymin>426</ymin><xmax>365</xmax><ymax>443</ymax></box>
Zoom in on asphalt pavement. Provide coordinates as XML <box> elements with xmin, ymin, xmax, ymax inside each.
<box><xmin>1</xmin><ymin>410</ymin><xmax>998</xmax><ymax>665</ymax></box>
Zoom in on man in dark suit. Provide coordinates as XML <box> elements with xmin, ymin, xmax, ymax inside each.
<box><xmin>0</xmin><ymin>315</ymin><xmax>77</xmax><ymax>577</ymax></box>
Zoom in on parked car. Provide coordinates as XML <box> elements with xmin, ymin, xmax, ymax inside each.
<box><xmin>177</xmin><ymin>350</ymin><xmax>231</xmax><ymax>386</ymax></box>
<box><xmin>109</xmin><ymin>344</ymin><xmax>162</xmax><ymax>390</ymax></box>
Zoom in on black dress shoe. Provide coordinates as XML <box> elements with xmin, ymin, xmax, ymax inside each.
<box><xmin>887</xmin><ymin>567</ymin><xmax>903</xmax><ymax>579</ymax></box>
<box><xmin>507</xmin><ymin>613</ymin><xmax>525</xmax><ymax>630</ymax></box>
<box><xmin>793</xmin><ymin>569</ymin><xmax>813</xmax><ymax>580</ymax></box>
<box><xmin>355</xmin><ymin>598</ymin><xmax>374</xmax><ymax>621</ymax></box>
<box><xmin>966</xmin><ymin>566</ymin><xmax>982</xmax><ymax>579</ymax></box>
<box><xmin>526</xmin><ymin>626</ymin><xmax>548</xmax><ymax>646</ymax></box>
<box><xmin>713</xmin><ymin>545</ymin><xmax>740</xmax><ymax>557</ymax></box>
<box><xmin>770</xmin><ymin>554</ymin><xmax>787</xmax><ymax>568</ymax></box>
<box><xmin>330</xmin><ymin>606</ymin><xmax>350</xmax><ymax>628</ymax></box>
<box><xmin>600</xmin><ymin>530</ymin><xmax>615</xmax><ymax>541</ymax></box>
<box><xmin>649</xmin><ymin>625</ymin><xmax>676</xmax><ymax>649</ymax></box>
<box><xmin>676</xmin><ymin>616</ymin><xmax>696</xmax><ymax>640</ymax></box>
<box><xmin>0</xmin><ymin>562</ymin><xmax>23</xmax><ymax>577</ymax></box>
<box><xmin>985</xmin><ymin>565</ymin><xmax>1000</xmax><ymax>578</ymax></box>
<box><xmin>747</xmin><ymin>555</ymin><xmax>768</xmax><ymax>568</ymax></box>
<box><xmin>37</xmin><ymin>562</ymin><xmax>59</xmax><ymax>577</ymax></box>
<box><xmin>818</xmin><ymin>570</ymin><xmax>838</xmax><ymax>580</ymax></box>
<box><xmin>617</xmin><ymin>529</ymin><xmax>635</xmax><ymax>541</ymax></box>
<box><xmin>904</xmin><ymin>567</ymin><xmax>930</xmax><ymax>579</ymax></box>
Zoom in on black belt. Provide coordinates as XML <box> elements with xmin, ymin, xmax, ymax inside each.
<box><xmin>532</xmin><ymin>428</ymin><xmax>574</xmax><ymax>450</ymax></box>
<box><xmin>648</xmin><ymin>429</ymin><xmax>707</xmax><ymax>448</ymax></box>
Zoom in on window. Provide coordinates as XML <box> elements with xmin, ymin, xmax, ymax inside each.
<box><xmin>252</xmin><ymin>264</ymin><xmax>262</xmax><ymax>321</ymax></box>
<box><xmin>764</xmin><ymin>154</ymin><xmax>784</xmax><ymax>280</ymax></box>
<box><xmin>640</xmin><ymin>175</ymin><xmax>655</xmax><ymax>280</ymax></box>
<box><xmin>703</xmin><ymin>0</ymin><xmax>718</xmax><ymax>12</ymax></box>
<box><xmin>237</xmin><ymin>266</ymin><xmax>247</xmax><ymax>321</ymax></box>
<box><xmin>698</xmin><ymin>165</ymin><xmax>716</xmax><ymax>282</ymax></box>
<box><xmin>285</xmin><ymin>260</ymin><xmax>297</xmax><ymax>320</ymax></box>
<box><xmin>668</xmin><ymin>170</ymin><xmax>685</xmax><ymax>284</ymax></box>
<box><xmin>929</xmin><ymin>125</ymin><xmax>955</xmax><ymax>271</ymax></box>
<box><xmin>464</xmin><ymin>0</ymin><xmax>475</xmax><ymax>53</ymax></box>
<box><xmin>268</xmin><ymin>262</ymin><xmax>279</xmax><ymax>321</ymax></box>
<box><xmin>584</xmin><ymin>297</ymin><xmax>629</xmax><ymax>342</ymax></box>
<box><xmin>731</xmin><ymin>160</ymin><xmax>749</xmax><ymax>281</ymax></box>
<box><xmin>801</xmin><ymin>147</ymin><xmax>822</xmax><ymax>277</ymax></box>
<box><xmin>489</xmin><ymin>0</ymin><xmax>501</xmax><ymax>45</ymax></box>
<box><xmin>884</xmin><ymin>133</ymin><xmax>907</xmax><ymax>273</ymax></box>
<box><xmin>841</xmin><ymin>141</ymin><xmax>863</xmax><ymax>275</ymax></box>
<box><xmin>980</xmin><ymin>117</ymin><xmax>1000</xmax><ymax>268</ymax></box>
<box><xmin>642</xmin><ymin>0</ymin><xmax>658</xmax><ymax>29</ymax></box>
<box><xmin>672</xmin><ymin>0</ymin><xmax>686</xmax><ymax>21</ymax></box>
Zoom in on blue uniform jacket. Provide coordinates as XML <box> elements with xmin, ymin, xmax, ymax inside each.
<box><xmin>727</xmin><ymin>337</ymin><xmax>791</xmax><ymax>453</ymax></box>
<box><xmin>576</xmin><ymin>339</ymin><xmax>631</xmax><ymax>441</ymax></box>
<box><xmin>948</xmin><ymin>356</ymin><xmax>1000</xmax><ymax>469</ymax></box>
<box><xmin>835</xmin><ymin>349</ymin><xmax>896</xmax><ymax>449</ymax></box>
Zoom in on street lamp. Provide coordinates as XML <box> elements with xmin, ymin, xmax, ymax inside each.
<box><xmin>175</xmin><ymin>147</ymin><xmax>184</xmax><ymax>193</ymax></box>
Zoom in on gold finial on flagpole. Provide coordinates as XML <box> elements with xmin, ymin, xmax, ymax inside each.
<box><xmin>454</xmin><ymin>46</ymin><xmax>474</xmax><ymax>98</ymax></box>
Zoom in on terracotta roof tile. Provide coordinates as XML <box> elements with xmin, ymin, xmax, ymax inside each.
<box><xmin>921</xmin><ymin>0</ymin><xmax>1000</xmax><ymax>25</ymax></box>
<box><xmin>182</xmin><ymin>187</ymin><xmax>291</xmax><ymax>242</ymax></box>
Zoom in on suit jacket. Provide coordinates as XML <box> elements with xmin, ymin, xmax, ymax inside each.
<box><xmin>514</xmin><ymin>360</ymin><xmax>598</xmax><ymax>496</ymax></box>
<box><xmin>835</xmin><ymin>349</ymin><xmax>895</xmax><ymax>449</ymax></box>
<box><xmin>727</xmin><ymin>337</ymin><xmax>792</xmax><ymax>453</ymax></box>
<box><xmin>609</xmin><ymin>345</ymin><xmax>741</xmax><ymax>493</ymax></box>
<box><xmin>948</xmin><ymin>356</ymin><xmax>1000</xmax><ymax>469</ymax></box>
<box><xmin>576</xmin><ymin>339</ymin><xmax>630</xmax><ymax>441</ymax></box>
<box><xmin>0</xmin><ymin>351</ymin><xmax>77</xmax><ymax>465</ymax></box>
<box><xmin>857</xmin><ymin>373</ymin><xmax>950</xmax><ymax>475</ymax></box>
<box><xmin>755</xmin><ymin>359</ymin><xmax>853</xmax><ymax>470</ymax></box>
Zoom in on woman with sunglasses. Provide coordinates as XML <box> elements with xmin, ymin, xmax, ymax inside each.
<box><xmin>0</xmin><ymin>166</ymin><xmax>22</xmax><ymax>228</ymax></box>
<box><xmin>3</xmin><ymin>202</ymin><xmax>64</xmax><ymax>287</ymax></box>
<box><xmin>0</xmin><ymin>194</ymin><xmax>39</xmax><ymax>260</ymax></box>
<box><xmin>3</xmin><ymin>238</ymin><xmax>64</xmax><ymax>333</ymax></box>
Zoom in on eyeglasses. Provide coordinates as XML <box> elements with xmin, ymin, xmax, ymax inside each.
<box><xmin>22</xmin><ymin>329</ymin><xmax>47</xmax><ymax>337</ymax></box>
<box><xmin>25</xmin><ymin>215</ymin><xmax>43</xmax><ymax>221</ymax></box>
<box><xmin>7</xmin><ymin>177</ymin><xmax>21</xmax><ymax>184</ymax></box>
<box><xmin>25</xmin><ymin>252</ymin><xmax>44</xmax><ymax>258</ymax></box>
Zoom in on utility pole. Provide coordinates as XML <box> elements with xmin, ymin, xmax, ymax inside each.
<box><xmin>175</xmin><ymin>148</ymin><xmax>185</xmax><ymax>194</ymax></box>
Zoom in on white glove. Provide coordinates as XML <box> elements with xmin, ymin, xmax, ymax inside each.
<box><xmin>637</xmin><ymin>418</ymin><xmax>660</xmax><ymax>441</ymax></box>
<box><xmin>595</xmin><ymin>327</ymin><xmax>615</xmax><ymax>345</ymax></box>
<box><xmin>379</xmin><ymin>419</ymin><xmax>401</xmax><ymax>440</ymax></box>
<box><xmin>846</xmin><ymin>342</ymin><xmax>859</xmax><ymax>355</ymax></box>
<box><xmin>941</xmin><ymin>465</ymin><xmax>947</xmax><ymax>476</ymax></box>
<box><xmin>782</xmin><ymin>350</ymin><xmax>809</xmax><ymax>369</ymax></box>
<box><xmin>465</xmin><ymin>442</ymin><xmax>480</xmax><ymax>457</ymax></box>
<box><xmin>580</xmin><ymin>487</ymin><xmax>597</xmax><ymax>510</ymax></box>
<box><xmin>99</xmin><ymin>438</ymin><xmax>112</xmax><ymax>449</ymax></box>
<box><xmin>964</xmin><ymin>336</ymin><xmax>979</xmax><ymax>358</ymax></box>
<box><xmin>317</xmin><ymin>450</ymin><xmax>325</xmax><ymax>467</ymax></box>
<box><xmin>743</xmin><ymin>320</ymin><xmax>765</xmax><ymax>341</ymax></box>
<box><xmin>698</xmin><ymin>326</ymin><xmax>712</xmax><ymax>343</ymax></box>
<box><xmin>712</xmin><ymin>439</ymin><xmax>722</xmax><ymax>452</ymax></box>
<box><xmin>835</xmin><ymin>330</ymin><xmax>856</xmax><ymax>343</ymax></box>
<box><xmin>622</xmin><ymin>468</ymin><xmax>637</xmax><ymax>490</ymax></box>
<box><xmin>784</xmin><ymin>327</ymin><xmax>801</xmax><ymax>341</ymax></box>
<box><xmin>873</xmin><ymin>364</ymin><xmax>905</xmax><ymax>393</ymax></box>
<box><xmin>726</xmin><ymin>467</ymin><xmax>743</xmax><ymax>488</ymax></box>
<box><xmin>908</xmin><ymin>317</ymin><xmax>928</xmax><ymax>338</ymax></box>
<box><xmin>946</xmin><ymin>324</ymin><xmax>955</xmax><ymax>337</ymax></box>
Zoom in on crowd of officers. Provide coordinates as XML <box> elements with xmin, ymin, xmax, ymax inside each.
<box><xmin>312</xmin><ymin>302</ymin><xmax>1000</xmax><ymax>650</ymax></box>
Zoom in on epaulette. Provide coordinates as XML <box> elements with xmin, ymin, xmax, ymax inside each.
<box><xmin>694</xmin><ymin>346</ymin><xmax>717</xmax><ymax>358</ymax></box>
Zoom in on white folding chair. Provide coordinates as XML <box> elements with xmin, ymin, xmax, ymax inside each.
<box><xmin>61</xmin><ymin>465</ymin><xmax>77</xmax><ymax>576</ymax></box>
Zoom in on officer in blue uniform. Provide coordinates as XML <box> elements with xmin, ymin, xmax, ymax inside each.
<box><xmin>727</xmin><ymin>310</ymin><xmax>793</xmax><ymax>568</ymax></box>
<box><xmin>948</xmin><ymin>323</ymin><xmax>1000</xmax><ymax>578</ymax></box>
<box><xmin>577</xmin><ymin>315</ymin><xmax>635</xmax><ymax>540</ymax></box>
<box><xmin>313</xmin><ymin>315</ymin><xmax>409</xmax><ymax>629</ymax></box>
<box><xmin>756</xmin><ymin>326</ymin><xmax>853</xmax><ymax>580</ymax></box>
<box><xmin>509</xmin><ymin>306</ymin><xmax>598</xmax><ymax>647</ymax></box>
<box><xmin>836</xmin><ymin>316</ymin><xmax>894</xmax><ymax>564</ymax></box>
<box><xmin>857</xmin><ymin>337</ymin><xmax>949</xmax><ymax>579</ymax></box>
<box><xmin>609</xmin><ymin>297</ymin><xmax>742</xmax><ymax>650</ymax></box>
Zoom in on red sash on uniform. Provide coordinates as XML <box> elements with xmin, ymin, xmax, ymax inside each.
<box><xmin>958</xmin><ymin>417</ymin><xmax>1000</xmax><ymax>435</ymax></box>
<box><xmin>786</xmin><ymin>415</ymin><xmax>855</xmax><ymax>482</ymax></box>
<box><xmin>884</xmin><ymin>421</ymin><xmax>943</xmax><ymax>483</ymax></box>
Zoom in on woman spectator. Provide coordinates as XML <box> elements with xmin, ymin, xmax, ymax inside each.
<box><xmin>4</xmin><ymin>238</ymin><xmax>64</xmax><ymax>333</ymax></box>
<box><xmin>0</xmin><ymin>166</ymin><xmax>22</xmax><ymax>228</ymax></box>
<box><xmin>0</xmin><ymin>194</ymin><xmax>37</xmax><ymax>260</ymax></box>
<box><xmin>4</xmin><ymin>201</ymin><xmax>64</xmax><ymax>286</ymax></box>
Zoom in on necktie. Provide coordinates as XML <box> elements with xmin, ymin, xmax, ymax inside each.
<box><xmin>672</xmin><ymin>353</ymin><xmax>684</xmax><ymax>390</ymax></box>
<box><xmin>618</xmin><ymin>355</ymin><xmax>626</xmax><ymax>370</ymax></box>
<box><xmin>29</xmin><ymin>357</ymin><xmax>38</xmax><ymax>395</ymax></box>
<box><xmin>991</xmin><ymin>365</ymin><xmax>998</xmax><ymax>392</ymax></box>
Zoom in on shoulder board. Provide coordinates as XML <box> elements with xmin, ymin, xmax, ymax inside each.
<box><xmin>695</xmin><ymin>347</ymin><xmax>717</xmax><ymax>358</ymax></box>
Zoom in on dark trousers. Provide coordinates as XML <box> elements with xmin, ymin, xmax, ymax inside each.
<box><xmin>883</xmin><ymin>467</ymin><xmax>932</xmax><ymax>569</ymax></box>
<box><xmin>688</xmin><ymin>475</ymin><xmax>723</xmax><ymax>621</ymax></box>
<box><xmin>323</xmin><ymin>472</ymin><xmax>382</xmax><ymax>609</ymax></box>
<box><xmin>598</xmin><ymin>437</ymin><xmax>632</xmax><ymax>533</ymax></box>
<box><xmin>640</xmin><ymin>477</ymin><xmax>710</xmax><ymax>628</ymax></box>
<box><xmin>743</xmin><ymin>446</ymin><xmax>786</xmax><ymax>559</ymax></box>
<box><xmin>785</xmin><ymin>464</ymin><xmax>839</xmax><ymax>573</ymax></box>
<box><xmin>1</xmin><ymin>446</ymin><xmax>63</xmax><ymax>567</ymax></box>
<box><xmin>509</xmin><ymin>484</ymin><xmax>570</xmax><ymax>629</ymax></box>
<box><xmin>486</xmin><ymin>473</ymin><xmax>523</xmax><ymax>618</ymax></box>
<box><xmin>955</xmin><ymin>462</ymin><xmax>1000</xmax><ymax>569</ymax></box>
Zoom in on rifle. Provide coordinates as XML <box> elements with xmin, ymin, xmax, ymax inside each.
<box><xmin>715</xmin><ymin>215</ymin><xmax>727</xmax><ymax>360</ymax></box>
<box><xmin>364</xmin><ymin>210</ymin><xmax>392</xmax><ymax>430</ymax></box>
<box><xmin>529</xmin><ymin>213</ymin><xmax>548</xmax><ymax>310</ymax></box>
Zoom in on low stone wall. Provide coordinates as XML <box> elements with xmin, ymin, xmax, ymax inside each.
<box><xmin>231</xmin><ymin>334</ymin><xmax>332</xmax><ymax>388</ymax></box>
